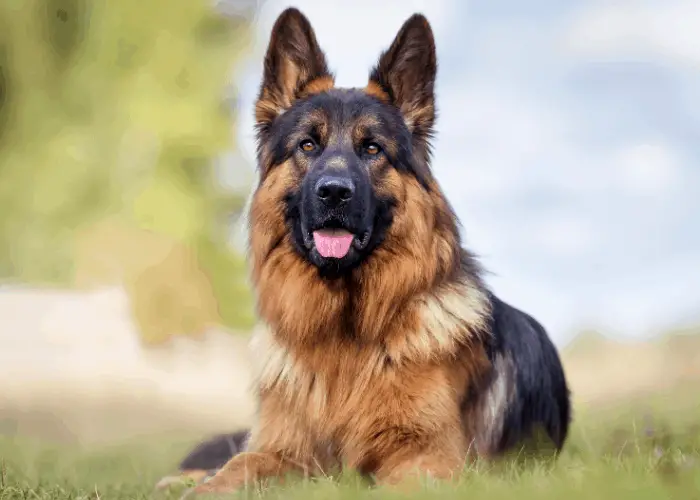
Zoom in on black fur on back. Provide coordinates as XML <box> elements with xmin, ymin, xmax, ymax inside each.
<box><xmin>483</xmin><ymin>293</ymin><xmax>571</xmax><ymax>454</ymax></box>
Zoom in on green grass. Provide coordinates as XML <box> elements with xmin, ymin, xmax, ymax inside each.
<box><xmin>1</xmin><ymin>397</ymin><xmax>699</xmax><ymax>500</ymax></box>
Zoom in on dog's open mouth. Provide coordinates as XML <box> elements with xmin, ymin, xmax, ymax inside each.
<box><xmin>313</xmin><ymin>229</ymin><xmax>353</xmax><ymax>258</ymax></box>
<box><xmin>310</xmin><ymin>228</ymin><xmax>372</xmax><ymax>259</ymax></box>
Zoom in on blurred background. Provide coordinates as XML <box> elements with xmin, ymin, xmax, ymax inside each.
<box><xmin>0</xmin><ymin>0</ymin><xmax>698</xmax><ymax>448</ymax></box>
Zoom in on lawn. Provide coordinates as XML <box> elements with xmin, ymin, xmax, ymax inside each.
<box><xmin>1</xmin><ymin>389</ymin><xmax>699</xmax><ymax>499</ymax></box>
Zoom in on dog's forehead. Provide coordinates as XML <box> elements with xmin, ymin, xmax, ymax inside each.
<box><xmin>327</xmin><ymin>87</ymin><xmax>375</xmax><ymax>102</ymax></box>
<box><xmin>298</xmin><ymin>88</ymin><xmax>392</xmax><ymax>125</ymax></box>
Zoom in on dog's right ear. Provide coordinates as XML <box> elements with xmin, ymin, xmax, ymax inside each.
<box><xmin>255</xmin><ymin>8</ymin><xmax>333</xmax><ymax>135</ymax></box>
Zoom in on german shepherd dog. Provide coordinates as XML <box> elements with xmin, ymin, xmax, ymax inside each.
<box><xmin>168</xmin><ymin>7</ymin><xmax>571</xmax><ymax>494</ymax></box>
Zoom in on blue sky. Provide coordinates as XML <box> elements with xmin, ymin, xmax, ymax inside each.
<box><xmin>231</xmin><ymin>0</ymin><xmax>700</xmax><ymax>346</ymax></box>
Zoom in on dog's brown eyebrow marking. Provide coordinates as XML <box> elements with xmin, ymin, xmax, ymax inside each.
<box><xmin>364</xmin><ymin>81</ymin><xmax>390</xmax><ymax>103</ymax></box>
<box><xmin>354</xmin><ymin>114</ymin><xmax>382</xmax><ymax>129</ymax></box>
<box><xmin>352</xmin><ymin>120</ymin><xmax>382</xmax><ymax>145</ymax></box>
<box><xmin>297</xmin><ymin>107</ymin><xmax>327</xmax><ymax>128</ymax></box>
<box><xmin>294</xmin><ymin>109</ymin><xmax>329</xmax><ymax>142</ymax></box>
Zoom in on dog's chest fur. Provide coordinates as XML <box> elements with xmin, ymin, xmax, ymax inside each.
<box><xmin>248</xmin><ymin>281</ymin><xmax>492</xmax><ymax>443</ymax></box>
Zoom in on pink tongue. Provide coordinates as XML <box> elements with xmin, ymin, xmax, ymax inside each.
<box><xmin>313</xmin><ymin>229</ymin><xmax>354</xmax><ymax>259</ymax></box>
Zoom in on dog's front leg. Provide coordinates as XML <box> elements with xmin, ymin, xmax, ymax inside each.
<box><xmin>192</xmin><ymin>450</ymin><xmax>311</xmax><ymax>494</ymax></box>
<box><xmin>374</xmin><ymin>449</ymin><xmax>464</xmax><ymax>489</ymax></box>
<box><xmin>363</xmin><ymin>431</ymin><xmax>467</xmax><ymax>490</ymax></box>
<box><xmin>192</xmin><ymin>394</ymin><xmax>321</xmax><ymax>495</ymax></box>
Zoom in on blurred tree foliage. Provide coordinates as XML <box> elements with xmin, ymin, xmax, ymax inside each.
<box><xmin>0</xmin><ymin>0</ymin><xmax>257</xmax><ymax>343</ymax></box>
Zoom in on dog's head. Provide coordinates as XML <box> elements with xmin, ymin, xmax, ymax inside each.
<box><xmin>250</xmin><ymin>8</ymin><xmax>446</xmax><ymax>280</ymax></box>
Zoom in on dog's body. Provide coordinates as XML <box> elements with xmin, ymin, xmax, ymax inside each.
<box><xmin>160</xmin><ymin>297</ymin><xmax>569</xmax><ymax>491</ymax></box>
<box><xmin>171</xmin><ymin>7</ymin><xmax>570</xmax><ymax>494</ymax></box>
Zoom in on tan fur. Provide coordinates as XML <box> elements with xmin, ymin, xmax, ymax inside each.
<box><xmin>194</xmin><ymin>453</ymin><xmax>313</xmax><ymax>494</ymax></box>
<box><xmin>255</xmin><ymin>76</ymin><xmax>335</xmax><ymax>129</ymax></box>
<box><xmin>300</xmin><ymin>75</ymin><xmax>336</xmax><ymax>97</ymax></box>
<box><xmin>401</xmin><ymin>101</ymin><xmax>435</xmax><ymax>134</ymax></box>
<box><xmin>255</xmin><ymin>95</ymin><xmax>284</xmax><ymax>131</ymax></box>
<box><xmin>471</xmin><ymin>354</ymin><xmax>517</xmax><ymax>455</ymax></box>
<box><xmin>364</xmin><ymin>81</ymin><xmax>390</xmax><ymax>103</ymax></box>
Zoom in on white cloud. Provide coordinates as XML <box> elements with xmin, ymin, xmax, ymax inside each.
<box><xmin>431</xmin><ymin>83</ymin><xmax>574</xmax><ymax>201</ymax></box>
<box><xmin>526</xmin><ymin>138</ymin><xmax>685</xmax><ymax>202</ymax></box>
<box><xmin>608</xmin><ymin>140</ymin><xmax>682</xmax><ymax>198</ymax></box>
<box><xmin>592</xmin><ymin>253</ymin><xmax>700</xmax><ymax>339</ymax></box>
<box><xmin>531</xmin><ymin>214</ymin><xmax>597</xmax><ymax>258</ymax></box>
<box><xmin>564</xmin><ymin>0</ymin><xmax>700</xmax><ymax>66</ymax></box>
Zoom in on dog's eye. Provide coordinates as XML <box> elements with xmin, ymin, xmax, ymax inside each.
<box><xmin>364</xmin><ymin>142</ymin><xmax>382</xmax><ymax>156</ymax></box>
<box><xmin>299</xmin><ymin>139</ymin><xmax>317</xmax><ymax>153</ymax></box>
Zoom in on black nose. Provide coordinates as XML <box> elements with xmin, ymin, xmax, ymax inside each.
<box><xmin>315</xmin><ymin>176</ymin><xmax>355</xmax><ymax>207</ymax></box>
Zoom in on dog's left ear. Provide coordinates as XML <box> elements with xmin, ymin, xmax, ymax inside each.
<box><xmin>369</xmin><ymin>14</ymin><xmax>437</xmax><ymax>147</ymax></box>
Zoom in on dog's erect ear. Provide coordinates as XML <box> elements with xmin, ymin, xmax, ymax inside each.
<box><xmin>369</xmin><ymin>14</ymin><xmax>437</xmax><ymax>147</ymax></box>
<box><xmin>255</xmin><ymin>8</ymin><xmax>333</xmax><ymax>133</ymax></box>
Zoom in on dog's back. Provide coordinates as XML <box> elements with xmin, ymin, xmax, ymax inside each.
<box><xmin>469</xmin><ymin>294</ymin><xmax>571</xmax><ymax>457</ymax></box>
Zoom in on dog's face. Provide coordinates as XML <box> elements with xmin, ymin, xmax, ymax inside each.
<box><xmin>251</xmin><ymin>8</ymin><xmax>438</xmax><ymax>279</ymax></box>
<box><xmin>273</xmin><ymin>89</ymin><xmax>411</xmax><ymax>277</ymax></box>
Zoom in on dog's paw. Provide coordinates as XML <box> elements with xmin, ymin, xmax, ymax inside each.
<box><xmin>154</xmin><ymin>469</ymin><xmax>218</xmax><ymax>493</ymax></box>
